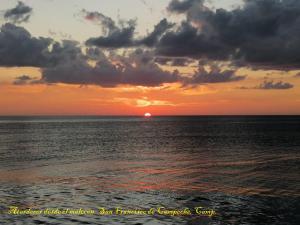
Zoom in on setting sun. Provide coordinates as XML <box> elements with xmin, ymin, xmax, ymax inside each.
<box><xmin>144</xmin><ymin>112</ymin><xmax>152</xmax><ymax>117</ymax></box>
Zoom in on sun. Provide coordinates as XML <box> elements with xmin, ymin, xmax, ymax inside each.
<box><xmin>144</xmin><ymin>112</ymin><xmax>152</xmax><ymax>117</ymax></box>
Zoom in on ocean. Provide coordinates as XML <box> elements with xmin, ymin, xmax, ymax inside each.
<box><xmin>0</xmin><ymin>116</ymin><xmax>299</xmax><ymax>224</ymax></box>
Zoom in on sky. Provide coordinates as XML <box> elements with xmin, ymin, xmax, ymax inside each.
<box><xmin>0</xmin><ymin>0</ymin><xmax>299</xmax><ymax>115</ymax></box>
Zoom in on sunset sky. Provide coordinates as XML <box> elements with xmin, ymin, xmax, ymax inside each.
<box><xmin>0</xmin><ymin>0</ymin><xmax>299</xmax><ymax>115</ymax></box>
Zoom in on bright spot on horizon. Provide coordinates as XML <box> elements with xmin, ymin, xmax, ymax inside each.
<box><xmin>144</xmin><ymin>112</ymin><xmax>151</xmax><ymax>117</ymax></box>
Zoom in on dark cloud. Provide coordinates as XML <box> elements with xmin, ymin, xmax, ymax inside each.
<box><xmin>83</xmin><ymin>0</ymin><xmax>300</xmax><ymax>70</ymax></box>
<box><xmin>0</xmin><ymin>23</ymin><xmax>87</xmax><ymax>68</ymax></box>
<box><xmin>239</xmin><ymin>80</ymin><xmax>294</xmax><ymax>90</ymax></box>
<box><xmin>156</xmin><ymin>21</ymin><xmax>231</xmax><ymax>60</ymax></box>
<box><xmin>0</xmin><ymin>23</ymin><xmax>52</xmax><ymax>67</ymax></box>
<box><xmin>154</xmin><ymin>57</ymin><xmax>170</xmax><ymax>65</ymax></box>
<box><xmin>167</xmin><ymin>0</ymin><xmax>203</xmax><ymax>14</ymax></box>
<box><xmin>13</xmin><ymin>75</ymin><xmax>34</xmax><ymax>85</ymax></box>
<box><xmin>171</xmin><ymin>58</ymin><xmax>192</xmax><ymax>66</ymax></box>
<box><xmin>0</xmin><ymin>22</ymin><xmax>244</xmax><ymax>88</ymax></box>
<box><xmin>85</xmin><ymin>19</ymin><xmax>136</xmax><ymax>48</ymax></box>
<box><xmin>182</xmin><ymin>65</ymin><xmax>245</xmax><ymax>85</ymax></box>
<box><xmin>138</xmin><ymin>19</ymin><xmax>174</xmax><ymax>47</ymax></box>
<box><xmin>257</xmin><ymin>80</ymin><xmax>294</xmax><ymax>89</ymax></box>
<box><xmin>85</xmin><ymin>47</ymin><xmax>106</xmax><ymax>60</ymax></box>
<box><xmin>46</xmin><ymin>40</ymin><xmax>86</xmax><ymax>66</ymax></box>
<box><xmin>4</xmin><ymin>1</ymin><xmax>33</xmax><ymax>24</ymax></box>
<box><xmin>84</xmin><ymin>10</ymin><xmax>173</xmax><ymax>48</ymax></box>
<box><xmin>158</xmin><ymin>0</ymin><xmax>300</xmax><ymax>70</ymax></box>
<box><xmin>40</xmin><ymin>49</ymin><xmax>179</xmax><ymax>87</ymax></box>
<box><xmin>82</xmin><ymin>10</ymin><xmax>137</xmax><ymax>48</ymax></box>
<box><xmin>0</xmin><ymin>23</ymin><xmax>178</xmax><ymax>88</ymax></box>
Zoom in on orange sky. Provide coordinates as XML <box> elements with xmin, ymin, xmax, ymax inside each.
<box><xmin>0</xmin><ymin>67</ymin><xmax>299</xmax><ymax>115</ymax></box>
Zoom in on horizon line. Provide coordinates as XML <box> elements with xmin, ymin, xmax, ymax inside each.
<box><xmin>0</xmin><ymin>114</ymin><xmax>299</xmax><ymax>117</ymax></box>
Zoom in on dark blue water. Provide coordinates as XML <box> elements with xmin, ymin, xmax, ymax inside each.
<box><xmin>0</xmin><ymin>116</ymin><xmax>299</xmax><ymax>224</ymax></box>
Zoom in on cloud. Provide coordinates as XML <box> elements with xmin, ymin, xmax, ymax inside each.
<box><xmin>257</xmin><ymin>80</ymin><xmax>294</xmax><ymax>90</ymax></box>
<box><xmin>84</xmin><ymin>10</ymin><xmax>173</xmax><ymax>48</ymax></box>
<box><xmin>13</xmin><ymin>75</ymin><xmax>35</xmax><ymax>85</ymax></box>
<box><xmin>85</xmin><ymin>47</ymin><xmax>107</xmax><ymax>60</ymax></box>
<box><xmin>239</xmin><ymin>80</ymin><xmax>294</xmax><ymax>90</ymax></box>
<box><xmin>182</xmin><ymin>65</ymin><xmax>245</xmax><ymax>85</ymax></box>
<box><xmin>138</xmin><ymin>19</ymin><xmax>174</xmax><ymax>47</ymax></box>
<box><xmin>40</xmin><ymin>49</ymin><xmax>179</xmax><ymax>87</ymax></box>
<box><xmin>4</xmin><ymin>1</ymin><xmax>33</xmax><ymax>24</ymax></box>
<box><xmin>0</xmin><ymin>22</ymin><xmax>246</xmax><ymax>88</ymax></box>
<box><xmin>157</xmin><ymin>0</ymin><xmax>300</xmax><ymax>70</ymax></box>
<box><xmin>45</xmin><ymin>40</ymin><xmax>86</xmax><ymax>66</ymax></box>
<box><xmin>0</xmin><ymin>23</ymin><xmax>88</xmax><ymax>68</ymax></box>
<box><xmin>85</xmin><ymin>19</ymin><xmax>136</xmax><ymax>48</ymax></box>
<box><xmin>156</xmin><ymin>21</ymin><xmax>232</xmax><ymax>60</ymax></box>
<box><xmin>82</xmin><ymin>0</ymin><xmax>300</xmax><ymax>70</ymax></box>
<box><xmin>82</xmin><ymin>10</ymin><xmax>137</xmax><ymax>48</ymax></box>
<box><xmin>0</xmin><ymin>23</ymin><xmax>178</xmax><ymax>88</ymax></box>
<box><xmin>0</xmin><ymin>23</ymin><xmax>52</xmax><ymax>67</ymax></box>
<box><xmin>167</xmin><ymin>0</ymin><xmax>204</xmax><ymax>14</ymax></box>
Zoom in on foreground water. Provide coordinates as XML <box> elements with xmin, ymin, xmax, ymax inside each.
<box><xmin>0</xmin><ymin>116</ymin><xmax>299</xmax><ymax>224</ymax></box>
